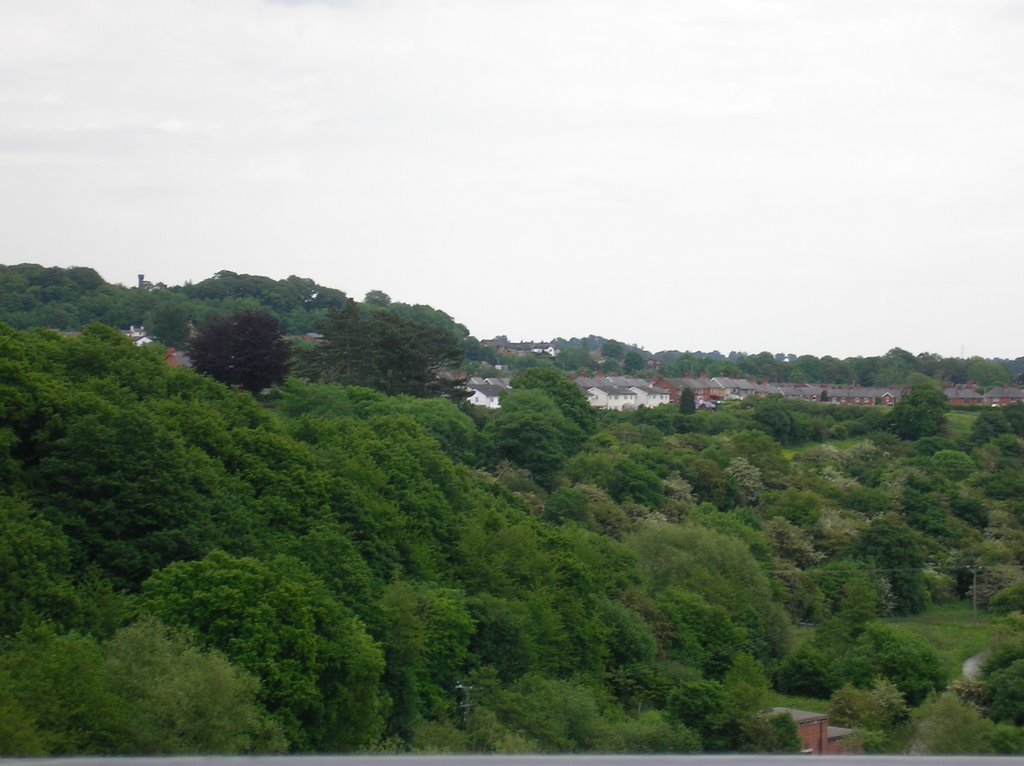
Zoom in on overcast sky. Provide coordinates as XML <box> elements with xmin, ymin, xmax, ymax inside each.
<box><xmin>2</xmin><ymin>0</ymin><xmax>1023</xmax><ymax>358</ymax></box>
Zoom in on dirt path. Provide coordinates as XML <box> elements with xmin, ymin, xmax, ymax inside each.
<box><xmin>962</xmin><ymin>652</ymin><xmax>986</xmax><ymax>681</ymax></box>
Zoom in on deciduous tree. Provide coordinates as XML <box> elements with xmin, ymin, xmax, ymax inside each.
<box><xmin>141</xmin><ymin>551</ymin><xmax>386</xmax><ymax>751</ymax></box>
<box><xmin>844</xmin><ymin>622</ymin><xmax>945</xmax><ymax>705</ymax></box>
<box><xmin>102</xmin><ymin>617</ymin><xmax>285</xmax><ymax>753</ymax></box>
<box><xmin>511</xmin><ymin>368</ymin><xmax>596</xmax><ymax>435</ymax></box>
<box><xmin>189</xmin><ymin>310</ymin><xmax>290</xmax><ymax>393</ymax></box>
<box><xmin>890</xmin><ymin>384</ymin><xmax>949</xmax><ymax>440</ymax></box>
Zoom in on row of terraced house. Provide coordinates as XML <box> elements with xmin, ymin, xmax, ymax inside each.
<box><xmin>465</xmin><ymin>374</ymin><xmax>1024</xmax><ymax>411</ymax></box>
<box><xmin>653</xmin><ymin>377</ymin><xmax>1024</xmax><ymax>409</ymax></box>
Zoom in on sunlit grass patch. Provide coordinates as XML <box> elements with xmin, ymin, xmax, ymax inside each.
<box><xmin>945</xmin><ymin>411</ymin><xmax>977</xmax><ymax>439</ymax></box>
<box><xmin>885</xmin><ymin>601</ymin><xmax>994</xmax><ymax>680</ymax></box>
<box><xmin>768</xmin><ymin>691</ymin><xmax>831</xmax><ymax>710</ymax></box>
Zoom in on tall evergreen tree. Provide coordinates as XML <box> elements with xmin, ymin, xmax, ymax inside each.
<box><xmin>314</xmin><ymin>299</ymin><xmax>464</xmax><ymax>398</ymax></box>
<box><xmin>680</xmin><ymin>387</ymin><xmax>696</xmax><ymax>414</ymax></box>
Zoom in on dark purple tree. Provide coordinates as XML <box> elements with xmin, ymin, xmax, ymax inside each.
<box><xmin>189</xmin><ymin>310</ymin><xmax>290</xmax><ymax>393</ymax></box>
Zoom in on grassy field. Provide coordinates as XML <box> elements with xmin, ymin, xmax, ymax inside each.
<box><xmin>946</xmin><ymin>410</ymin><xmax>978</xmax><ymax>439</ymax></box>
<box><xmin>770</xmin><ymin>601</ymin><xmax>995</xmax><ymax>713</ymax></box>
<box><xmin>768</xmin><ymin>690</ymin><xmax>831</xmax><ymax>711</ymax></box>
<box><xmin>786</xmin><ymin>437</ymin><xmax>868</xmax><ymax>459</ymax></box>
<box><xmin>885</xmin><ymin>600</ymin><xmax>995</xmax><ymax>680</ymax></box>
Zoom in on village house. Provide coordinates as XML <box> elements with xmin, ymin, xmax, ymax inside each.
<box><xmin>878</xmin><ymin>390</ymin><xmax>900</xmax><ymax>406</ymax></box>
<box><xmin>822</xmin><ymin>386</ymin><xmax>896</xmax><ymax>406</ymax></box>
<box><xmin>163</xmin><ymin>347</ymin><xmax>192</xmax><ymax>368</ymax></box>
<box><xmin>579</xmin><ymin>383</ymin><xmax>638</xmax><ymax>411</ymax></box>
<box><xmin>712</xmin><ymin>376</ymin><xmax>772</xmax><ymax>400</ymax></box>
<box><xmin>629</xmin><ymin>383</ymin><xmax>671</xmax><ymax>408</ymax></box>
<box><xmin>773</xmin><ymin>708</ymin><xmax>861</xmax><ymax>755</ymax></box>
<box><xmin>465</xmin><ymin>377</ymin><xmax>511</xmax><ymax>408</ymax></box>
<box><xmin>464</xmin><ymin>362</ymin><xmax>1024</xmax><ymax>413</ymax></box>
<box><xmin>124</xmin><ymin>325</ymin><xmax>153</xmax><ymax>346</ymax></box>
<box><xmin>652</xmin><ymin>376</ymin><xmax>718</xmax><ymax>404</ymax></box>
<box><xmin>652</xmin><ymin>375</ymin><xmax>773</xmax><ymax>403</ymax></box>
<box><xmin>466</xmin><ymin>383</ymin><xmax>506</xmax><ymax>409</ymax></box>
<box><xmin>481</xmin><ymin>339</ymin><xmax>560</xmax><ymax>357</ymax></box>
<box><xmin>983</xmin><ymin>386</ymin><xmax>1024</xmax><ymax>406</ymax></box>
<box><xmin>652</xmin><ymin>376</ymin><xmax>692</xmax><ymax>404</ymax></box>
<box><xmin>772</xmin><ymin>383</ymin><xmax>823</xmax><ymax>401</ymax></box>
<box><xmin>944</xmin><ymin>386</ymin><xmax>985</xmax><ymax>406</ymax></box>
<box><xmin>574</xmin><ymin>376</ymin><xmax>672</xmax><ymax>410</ymax></box>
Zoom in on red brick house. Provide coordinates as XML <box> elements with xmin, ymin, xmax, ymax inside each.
<box><xmin>983</xmin><ymin>387</ymin><xmax>1024</xmax><ymax>406</ymax></box>
<box><xmin>774</xmin><ymin>708</ymin><xmax>861</xmax><ymax>755</ymax></box>
<box><xmin>164</xmin><ymin>348</ymin><xmax>192</xmax><ymax>368</ymax></box>
<box><xmin>879</xmin><ymin>390</ymin><xmax>899</xmax><ymax>407</ymax></box>
<box><xmin>652</xmin><ymin>375</ymin><xmax>723</xmax><ymax>404</ymax></box>
<box><xmin>772</xmin><ymin>384</ymin><xmax>822</xmax><ymax>401</ymax></box>
<box><xmin>823</xmin><ymin>386</ymin><xmax>895</xmax><ymax>406</ymax></box>
<box><xmin>945</xmin><ymin>386</ymin><xmax>985</xmax><ymax>406</ymax></box>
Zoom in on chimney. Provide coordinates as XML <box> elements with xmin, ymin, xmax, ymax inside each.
<box><xmin>138</xmin><ymin>274</ymin><xmax>145</xmax><ymax>289</ymax></box>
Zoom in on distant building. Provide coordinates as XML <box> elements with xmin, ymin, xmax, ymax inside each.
<box><xmin>164</xmin><ymin>347</ymin><xmax>192</xmax><ymax>368</ymax></box>
<box><xmin>124</xmin><ymin>325</ymin><xmax>150</xmax><ymax>345</ymax></box>
<box><xmin>481</xmin><ymin>339</ymin><xmax>560</xmax><ymax>357</ymax></box>
<box><xmin>983</xmin><ymin>387</ymin><xmax>1024</xmax><ymax>406</ymax></box>
<box><xmin>944</xmin><ymin>386</ymin><xmax>984</xmax><ymax>406</ymax></box>
<box><xmin>773</xmin><ymin>708</ymin><xmax>861</xmax><ymax>755</ymax></box>
<box><xmin>465</xmin><ymin>377</ymin><xmax>512</xmax><ymax>409</ymax></box>
<box><xmin>574</xmin><ymin>376</ymin><xmax>671</xmax><ymax>410</ymax></box>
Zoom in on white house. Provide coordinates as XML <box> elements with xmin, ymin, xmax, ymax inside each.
<box><xmin>575</xmin><ymin>376</ymin><xmax>670</xmax><ymax>410</ymax></box>
<box><xmin>466</xmin><ymin>377</ymin><xmax>512</xmax><ymax>409</ymax></box>
<box><xmin>585</xmin><ymin>385</ymin><xmax>639</xmax><ymax>411</ymax></box>
<box><xmin>630</xmin><ymin>385</ymin><xmax>671</xmax><ymax>408</ymax></box>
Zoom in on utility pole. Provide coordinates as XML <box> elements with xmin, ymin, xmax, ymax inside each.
<box><xmin>971</xmin><ymin>566</ymin><xmax>980</xmax><ymax>624</ymax></box>
<box><xmin>455</xmin><ymin>682</ymin><xmax>474</xmax><ymax>725</ymax></box>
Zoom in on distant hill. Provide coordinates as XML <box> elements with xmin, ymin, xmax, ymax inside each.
<box><xmin>0</xmin><ymin>264</ymin><xmax>470</xmax><ymax>349</ymax></box>
<box><xmin>3</xmin><ymin>263</ymin><xmax>1021</xmax><ymax>387</ymax></box>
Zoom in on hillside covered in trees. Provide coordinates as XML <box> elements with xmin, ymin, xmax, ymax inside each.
<box><xmin>5</xmin><ymin>265</ymin><xmax>1024</xmax><ymax>755</ymax></box>
<box><xmin>3</xmin><ymin>263</ymin><xmax>1022</xmax><ymax>386</ymax></box>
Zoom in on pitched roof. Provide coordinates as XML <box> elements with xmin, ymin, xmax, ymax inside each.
<box><xmin>467</xmin><ymin>384</ymin><xmax>507</xmax><ymax>398</ymax></box>
<box><xmin>630</xmin><ymin>385</ymin><xmax>669</xmax><ymax>396</ymax></box>
<box><xmin>711</xmin><ymin>376</ymin><xmax>761</xmax><ymax>391</ymax></box>
<box><xmin>944</xmin><ymin>386</ymin><xmax>983</xmax><ymax>400</ymax></box>
<box><xmin>773</xmin><ymin>707</ymin><xmax>827</xmax><ymax>723</ymax></box>
<box><xmin>985</xmin><ymin>387</ymin><xmax>1024</xmax><ymax>399</ymax></box>
<box><xmin>587</xmin><ymin>385</ymin><xmax>637</xmax><ymax>396</ymax></box>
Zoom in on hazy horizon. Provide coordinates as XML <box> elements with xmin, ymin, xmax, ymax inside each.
<box><xmin>3</xmin><ymin>1</ymin><xmax>1023</xmax><ymax>359</ymax></box>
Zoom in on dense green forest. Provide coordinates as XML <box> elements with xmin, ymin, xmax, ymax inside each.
<box><xmin>5</xmin><ymin>263</ymin><xmax>1024</xmax><ymax>755</ymax></box>
<box><xmin>5</xmin><ymin>317</ymin><xmax>1024</xmax><ymax>755</ymax></box>
<box><xmin>0</xmin><ymin>264</ymin><xmax>497</xmax><ymax>373</ymax></box>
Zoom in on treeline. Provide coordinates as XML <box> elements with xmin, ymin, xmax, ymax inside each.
<box><xmin>4</xmin><ymin>264</ymin><xmax>1021</xmax><ymax>389</ymax></box>
<box><xmin>650</xmin><ymin>347</ymin><xmax>1020</xmax><ymax>388</ymax></box>
<box><xmin>524</xmin><ymin>340</ymin><xmax>1019</xmax><ymax>389</ymax></box>
<box><xmin>0</xmin><ymin>264</ymin><xmax>508</xmax><ymax>383</ymax></box>
<box><xmin>0</xmin><ymin>265</ymin><xmax>478</xmax><ymax>355</ymax></box>
<box><xmin>0</xmin><ymin>264</ymin><xmax>339</xmax><ymax>342</ymax></box>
